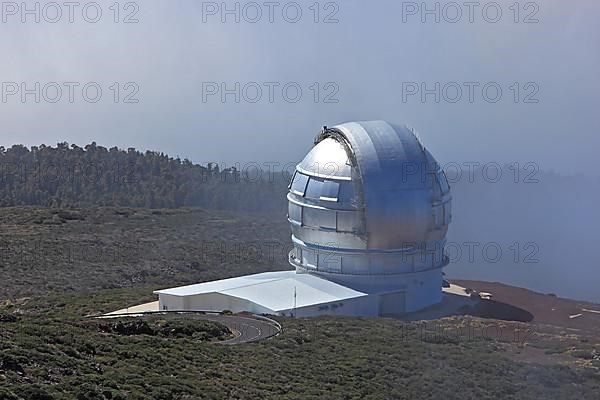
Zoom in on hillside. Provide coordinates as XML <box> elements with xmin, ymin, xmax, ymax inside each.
<box><xmin>0</xmin><ymin>207</ymin><xmax>290</xmax><ymax>299</ymax></box>
<box><xmin>1</xmin><ymin>290</ymin><xmax>599</xmax><ymax>399</ymax></box>
<box><xmin>3</xmin><ymin>143</ymin><xmax>600</xmax><ymax>302</ymax></box>
<box><xmin>0</xmin><ymin>207</ymin><xmax>599</xmax><ymax>398</ymax></box>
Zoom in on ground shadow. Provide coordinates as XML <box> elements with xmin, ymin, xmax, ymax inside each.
<box><xmin>467</xmin><ymin>299</ymin><xmax>534</xmax><ymax>322</ymax></box>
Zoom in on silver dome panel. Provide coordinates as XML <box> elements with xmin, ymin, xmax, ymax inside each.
<box><xmin>288</xmin><ymin>120</ymin><xmax>452</xmax><ymax>286</ymax></box>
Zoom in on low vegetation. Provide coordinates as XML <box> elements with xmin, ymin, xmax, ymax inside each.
<box><xmin>0</xmin><ymin>290</ymin><xmax>599</xmax><ymax>399</ymax></box>
<box><xmin>96</xmin><ymin>316</ymin><xmax>232</xmax><ymax>341</ymax></box>
<box><xmin>0</xmin><ymin>205</ymin><xmax>599</xmax><ymax>398</ymax></box>
<box><xmin>0</xmin><ymin>207</ymin><xmax>290</xmax><ymax>299</ymax></box>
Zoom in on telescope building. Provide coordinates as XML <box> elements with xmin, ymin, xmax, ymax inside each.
<box><xmin>155</xmin><ymin>121</ymin><xmax>452</xmax><ymax>317</ymax></box>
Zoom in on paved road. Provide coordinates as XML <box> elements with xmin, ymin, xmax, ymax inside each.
<box><xmin>195</xmin><ymin>314</ymin><xmax>281</xmax><ymax>345</ymax></box>
<box><xmin>98</xmin><ymin>310</ymin><xmax>282</xmax><ymax>344</ymax></box>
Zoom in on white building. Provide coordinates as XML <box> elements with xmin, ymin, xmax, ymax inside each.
<box><xmin>155</xmin><ymin>271</ymin><xmax>376</xmax><ymax>318</ymax></box>
<box><xmin>155</xmin><ymin>121</ymin><xmax>452</xmax><ymax>317</ymax></box>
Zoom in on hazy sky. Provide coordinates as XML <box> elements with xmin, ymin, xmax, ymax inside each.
<box><xmin>0</xmin><ymin>0</ymin><xmax>598</xmax><ymax>175</ymax></box>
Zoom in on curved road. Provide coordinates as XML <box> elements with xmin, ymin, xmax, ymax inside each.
<box><xmin>98</xmin><ymin>311</ymin><xmax>282</xmax><ymax>344</ymax></box>
<box><xmin>190</xmin><ymin>314</ymin><xmax>281</xmax><ymax>345</ymax></box>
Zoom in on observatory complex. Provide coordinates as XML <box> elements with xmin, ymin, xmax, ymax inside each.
<box><xmin>155</xmin><ymin>121</ymin><xmax>452</xmax><ymax>317</ymax></box>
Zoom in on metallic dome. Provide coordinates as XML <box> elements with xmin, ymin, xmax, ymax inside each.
<box><xmin>288</xmin><ymin>121</ymin><xmax>452</xmax><ymax>295</ymax></box>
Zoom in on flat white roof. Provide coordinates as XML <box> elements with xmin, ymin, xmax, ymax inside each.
<box><xmin>154</xmin><ymin>271</ymin><xmax>367</xmax><ymax>312</ymax></box>
<box><xmin>155</xmin><ymin>272</ymin><xmax>286</xmax><ymax>297</ymax></box>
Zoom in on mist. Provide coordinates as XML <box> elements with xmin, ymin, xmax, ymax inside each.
<box><xmin>446</xmin><ymin>167</ymin><xmax>600</xmax><ymax>303</ymax></box>
<box><xmin>0</xmin><ymin>0</ymin><xmax>598</xmax><ymax>172</ymax></box>
<box><xmin>0</xmin><ymin>0</ymin><xmax>599</xmax><ymax>300</ymax></box>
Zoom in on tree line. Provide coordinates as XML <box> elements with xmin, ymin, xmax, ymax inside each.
<box><xmin>0</xmin><ymin>143</ymin><xmax>288</xmax><ymax>211</ymax></box>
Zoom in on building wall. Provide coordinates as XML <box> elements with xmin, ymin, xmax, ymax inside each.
<box><xmin>279</xmin><ymin>295</ymin><xmax>378</xmax><ymax>318</ymax></box>
<box><xmin>379</xmin><ymin>291</ymin><xmax>406</xmax><ymax>317</ymax></box>
<box><xmin>403</xmin><ymin>268</ymin><xmax>443</xmax><ymax>312</ymax></box>
<box><xmin>159</xmin><ymin>292</ymin><xmax>273</xmax><ymax>315</ymax></box>
<box><xmin>294</xmin><ymin>268</ymin><xmax>443</xmax><ymax>313</ymax></box>
<box><xmin>186</xmin><ymin>293</ymin><xmax>273</xmax><ymax>314</ymax></box>
<box><xmin>158</xmin><ymin>294</ymin><xmax>184</xmax><ymax>311</ymax></box>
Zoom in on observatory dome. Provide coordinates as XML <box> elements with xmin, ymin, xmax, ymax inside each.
<box><xmin>155</xmin><ymin>120</ymin><xmax>453</xmax><ymax>318</ymax></box>
<box><xmin>288</xmin><ymin>121</ymin><xmax>452</xmax><ymax>307</ymax></box>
